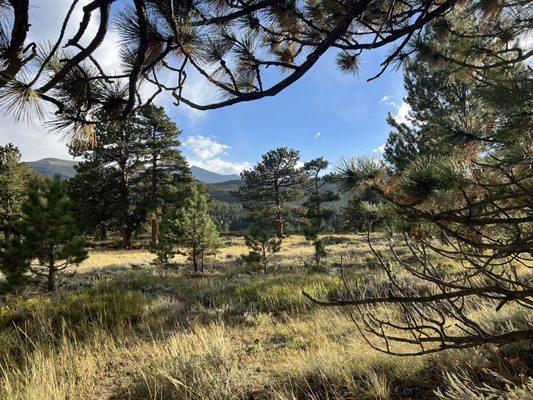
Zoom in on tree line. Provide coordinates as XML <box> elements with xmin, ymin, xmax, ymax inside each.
<box><xmin>0</xmin><ymin>0</ymin><xmax>530</xmax><ymax>355</ymax></box>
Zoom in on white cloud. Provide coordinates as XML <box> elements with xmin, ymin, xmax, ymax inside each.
<box><xmin>183</xmin><ymin>135</ymin><xmax>230</xmax><ymax>160</ymax></box>
<box><xmin>394</xmin><ymin>101</ymin><xmax>413</xmax><ymax>126</ymax></box>
<box><xmin>182</xmin><ymin>135</ymin><xmax>251</xmax><ymax>175</ymax></box>
<box><xmin>379</xmin><ymin>95</ymin><xmax>397</xmax><ymax>108</ymax></box>
<box><xmin>314</xmin><ymin>131</ymin><xmax>321</xmax><ymax>139</ymax></box>
<box><xmin>373</xmin><ymin>144</ymin><xmax>386</xmax><ymax>153</ymax></box>
<box><xmin>190</xmin><ymin>158</ymin><xmax>252</xmax><ymax>175</ymax></box>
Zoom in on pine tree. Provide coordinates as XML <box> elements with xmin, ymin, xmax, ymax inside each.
<box><xmin>68</xmin><ymin>159</ymin><xmax>115</xmax><ymax>241</ymax></box>
<box><xmin>329</xmin><ymin>13</ymin><xmax>533</xmax><ymax>353</ymax></box>
<box><xmin>237</xmin><ymin>147</ymin><xmax>306</xmax><ymax>238</ymax></box>
<box><xmin>242</xmin><ymin>216</ymin><xmax>282</xmax><ymax>274</ymax></box>
<box><xmin>303</xmin><ymin>157</ymin><xmax>339</xmax><ymax>270</ymax></box>
<box><xmin>159</xmin><ymin>185</ymin><xmax>221</xmax><ymax>272</ymax></box>
<box><xmin>18</xmin><ymin>176</ymin><xmax>87</xmax><ymax>292</ymax></box>
<box><xmin>137</xmin><ymin>105</ymin><xmax>191</xmax><ymax>247</ymax></box>
<box><xmin>0</xmin><ymin>237</ymin><xmax>31</xmax><ymax>293</ymax></box>
<box><xmin>0</xmin><ymin>144</ymin><xmax>33</xmax><ymax>245</ymax></box>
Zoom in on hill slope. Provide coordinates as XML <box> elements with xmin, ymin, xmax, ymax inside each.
<box><xmin>190</xmin><ymin>166</ymin><xmax>240</xmax><ymax>184</ymax></box>
<box><xmin>25</xmin><ymin>158</ymin><xmax>241</xmax><ymax>184</ymax></box>
<box><xmin>25</xmin><ymin>158</ymin><xmax>78</xmax><ymax>178</ymax></box>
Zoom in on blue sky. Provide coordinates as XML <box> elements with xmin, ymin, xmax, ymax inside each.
<box><xmin>170</xmin><ymin>48</ymin><xmax>407</xmax><ymax>173</ymax></box>
<box><xmin>0</xmin><ymin>0</ymin><xmax>409</xmax><ymax>174</ymax></box>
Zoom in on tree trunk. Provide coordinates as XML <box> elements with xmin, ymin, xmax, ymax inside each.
<box><xmin>4</xmin><ymin>227</ymin><xmax>12</xmax><ymax>246</ymax></box>
<box><xmin>192</xmin><ymin>255</ymin><xmax>198</xmax><ymax>273</ymax></box>
<box><xmin>98</xmin><ymin>222</ymin><xmax>108</xmax><ymax>241</ymax></box>
<box><xmin>122</xmin><ymin>226</ymin><xmax>133</xmax><ymax>249</ymax></box>
<box><xmin>151</xmin><ymin>217</ymin><xmax>158</xmax><ymax>247</ymax></box>
<box><xmin>275</xmin><ymin>217</ymin><xmax>284</xmax><ymax>238</ymax></box>
<box><xmin>47</xmin><ymin>244</ymin><xmax>56</xmax><ymax>292</ymax></box>
<box><xmin>47</xmin><ymin>268</ymin><xmax>55</xmax><ymax>292</ymax></box>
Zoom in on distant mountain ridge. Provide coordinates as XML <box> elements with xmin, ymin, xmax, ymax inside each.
<box><xmin>190</xmin><ymin>166</ymin><xmax>240</xmax><ymax>184</ymax></box>
<box><xmin>25</xmin><ymin>158</ymin><xmax>78</xmax><ymax>178</ymax></box>
<box><xmin>25</xmin><ymin>158</ymin><xmax>241</xmax><ymax>184</ymax></box>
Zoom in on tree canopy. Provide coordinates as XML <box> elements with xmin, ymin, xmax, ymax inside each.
<box><xmin>1</xmin><ymin>0</ymin><xmax>530</xmax><ymax>142</ymax></box>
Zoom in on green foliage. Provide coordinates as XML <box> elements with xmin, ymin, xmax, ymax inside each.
<box><xmin>237</xmin><ymin>147</ymin><xmax>307</xmax><ymax>237</ymax></box>
<box><xmin>303</xmin><ymin>157</ymin><xmax>339</xmax><ymax>270</ymax></box>
<box><xmin>18</xmin><ymin>176</ymin><xmax>87</xmax><ymax>292</ymax></box>
<box><xmin>0</xmin><ymin>238</ymin><xmax>30</xmax><ymax>294</ymax></box>
<box><xmin>242</xmin><ymin>216</ymin><xmax>282</xmax><ymax>274</ymax></box>
<box><xmin>70</xmin><ymin>105</ymin><xmax>190</xmax><ymax>248</ymax></box>
<box><xmin>157</xmin><ymin>184</ymin><xmax>222</xmax><ymax>272</ymax></box>
<box><xmin>210</xmin><ymin>199</ymin><xmax>248</xmax><ymax>232</ymax></box>
<box><xmin>0</xmin><ymin>144</ymin><xmax>34</xmax><ymax>293</ymax></box>
<box><xmin>0</xmin><ymin>144</ymin><xmax>33</xmax><ymax>244</ymax></box>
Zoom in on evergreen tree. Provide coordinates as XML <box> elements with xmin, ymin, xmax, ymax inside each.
<box><xmin>72</xmin><ymin>105</ymin><xmax>189</xmax><ymax>248</ymax></box>
<box><xmin>72</xmin><ymin>114</ymin><xmax>149</xmax><ymax>249</ymax></box>
<box><xmin>0</xmin><ymin>237</ymin><xmax>31</xmax><ymax>293</ymax></box>
<box><xmin>328</xmin><ymin>13</ymin><xmax>533</xmax><ymax>353</ymax></box>
<box><xmin>19</xmin><ymin>176</ymin><xmax>87</xmax><ymax>292</ymax></box>
<box><xmin>137</xmin><ymin>105</ymin><xmax>191</xmax><ymax>247</ymax></box>
<box><xmin>242</xmin><ymin>216</ymin><xmax>282</xmax><ymax>274</ymax></box>
<box><xmin>68</xmin><ymin>159</ymin><xmax>115</xmax><ymax>241</ymax></box>
<box><xmin>237</xmin><ymin>147</ymin><xmax>306</xmax><ymax>237</ymax></box>
<box><xmin>303</xmin><ymin>158</ymin><xmax>339</xmax><ymax>270</ymax></box>
<box><xmin>0</xmin><ymin>144</ymin><xmax>33</xmax><ymax>245</ymax></box>
<box><xmin>159</xmin><ymin>185</ymin><xmax>221</xmax><ymax>272</ymax></box>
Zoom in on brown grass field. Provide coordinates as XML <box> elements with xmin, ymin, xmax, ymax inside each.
<box><xmin>0</xmin><ymin>234</ymin><xmax>531</xmax><ymax>399</ymax></box>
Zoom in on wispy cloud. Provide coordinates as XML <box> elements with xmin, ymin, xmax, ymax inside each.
<box><xmin>379</xmin><ymin>95</ymin><xmax>397</xmax><ymax>108</ymax></box>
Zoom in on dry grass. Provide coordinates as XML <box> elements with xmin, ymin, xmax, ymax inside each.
<box><xmin>1</xmin><ymin>234</ymin><xmax>531</xmax><ymax>399</ymax></box>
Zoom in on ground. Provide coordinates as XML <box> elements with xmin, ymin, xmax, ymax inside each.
<box><xmin>0</xmin><ymin>234</ymin><xmax>531</xmax><ymax>399</ymax></box>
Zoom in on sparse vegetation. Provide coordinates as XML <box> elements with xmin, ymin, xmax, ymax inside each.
<box><xmin>0</xmin><ymin>0</ymin><xmax>531</xmax><ymax>397</ymax></box>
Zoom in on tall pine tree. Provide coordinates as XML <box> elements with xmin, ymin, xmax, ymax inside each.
<box><xmin>237</xmin><ymin>148</ymin><xmax>306</xmax><ymax>238</ymax></box>
<box><xmin>303</xmin><ymin>157</ymin><xmax>339</xmax><ymax>270</ymax></box>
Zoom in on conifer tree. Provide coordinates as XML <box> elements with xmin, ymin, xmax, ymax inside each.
<box><xmin>238</xmin><ymin>147</ymin><xmax>306</xmax><ymax>238</ymax></box>
<box><xmin>68</xmin><ymin>159</ymin><xmax>115</xmax><ymax>241</ymax></box>
<box><xmin>0</xmin><ymin>238</ymin><xmax>30</xmax><ymax>294</ymax></box>
<box><xmin>19</xmin><ymin>176</ymin><xmax>87</xmax><ymax>292</ymax></box>
<box><xmin>159</xmin><ymin>185</ymin><xmax>221</xmax><ymax>272</ymax></box>
<box><xmin>4</xmin><ymin>0</ymin><xmax>529</xmax><ymax>138</ymax></box>
<box><xmin>313</xmin><ymin>12</ymin><xmax>533</xmax><ymax>353</ymax></box>
<box><xmin>242</xmin><ymin>216</ymin><xmax>282</xmax><ymax>275</ymax></box>
<box><xmin>0</xmin><ymin>144</ymin><xmax>33</xmax><ymax>245</ymax></box>
<box><xmin>137</xmin><ymin>105</ymin><xmax>191</xmax><ymax>247</ymax></box>
<box><xmin>303</xmin><ymin>157</ymin><xmax>339</xmax><ymax>270</ymax></box>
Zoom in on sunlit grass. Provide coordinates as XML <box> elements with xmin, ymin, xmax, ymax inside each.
<box><xmin>1</xmin><ymin>233</ymin><xmax>530</xmax><ymax>399</ymax></box>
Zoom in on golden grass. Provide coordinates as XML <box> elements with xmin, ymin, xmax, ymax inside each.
<box><xmin>79</xmin><ymin>234</ymin><xmax>374</xmax><ymax>272</ymax></box>
<box><xmin>1</xmin><ymin>233</ymin><xmax>531</xmax><ymax>399</ymax></box>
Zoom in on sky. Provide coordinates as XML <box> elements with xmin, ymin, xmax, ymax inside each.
<box><xmin>0</xmin><ymin>0</ymin><xmax>410</xmax><ymax>175</ymax></box>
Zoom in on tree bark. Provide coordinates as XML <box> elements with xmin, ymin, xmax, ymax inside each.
<box><xmin>275</xmin><ymin>217</ymin><xmax>284</xmax><ymax>238</ymax></box>
<box><xmin>4</xmin><ymin>227</ymin><xmax>12</xmax><ymax>246</ymax></box>
<box><xmin>122</xmin><ymin>226</ymin><xmax>133</xmax><ymax>249</ymax></box>
<box><xmin>47</xmin><ymin>268</ymin><xmax>55</xmax><ymax>292</ymax></box>
<box><xmin>151</xmin><ymin>217</ymin><xmax>158</xmax><ymax>247</ymax></box>
<box><xmin>98</xmin><ymin>222</ymin><xmax>107</xmax><ymax>241</ymax></box>
<box><xmin>192</xmin><ymin>254</ymin><xmax>198</xmax><ymax>273</ymax></box>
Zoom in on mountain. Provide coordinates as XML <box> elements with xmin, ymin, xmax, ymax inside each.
<box><xmin>25</xmin><ymin>159</ymin><xmax>240</xmax><ymax>184</ymax></box>
<box><xmin>190</xmin><ymin>166</ymin><xmax>240</xmax><ymax>184</ymax></box>
<box><xmin>25</xmin><ymin>158</ymin><xmax>77</xmax><ymax>178</ymax></box>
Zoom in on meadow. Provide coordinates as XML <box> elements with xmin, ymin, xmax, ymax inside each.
<box><xmin>0</xmin><ymin>234</ymin><xmax>531</xmax><ymax>399</ymax></box>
